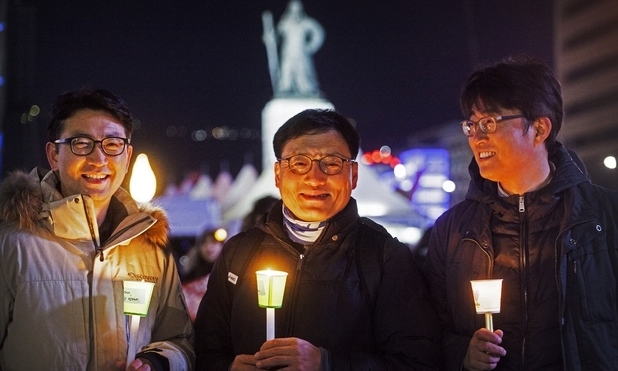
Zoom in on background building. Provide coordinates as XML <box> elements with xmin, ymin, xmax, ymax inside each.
<box><xmin>555</xmin><ymin>0</ymin><xmax>618</xmax><ymax>190</ymax></box>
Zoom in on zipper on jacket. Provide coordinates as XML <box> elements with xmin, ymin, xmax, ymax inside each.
<box><xmin>519</xmin><ymin>195</ymin><xmax>525</xmax><ymax>213</ymax></box>
<box><xmin>519</xmin><ymin>194</ymin><xmax>529</xmax><ymax>366</ymax></box>
<box><xmin>296</xmin><ymin>254</ymin><xmax>305</xmax><ymax>271</ymax></box>
<box><xmin>81</xmin><ymin>196</ymin><xmax>104</xmax><ymax>262</ymax></box>
<box><xmin>285</xmin><ymin>252</ymin><xmax>306</xmax><ymax>336</ymax></box>
<box><xmin>106</xmin><ymin>216</ymin><xmax>152</xmax><ymax>246</ymax></box>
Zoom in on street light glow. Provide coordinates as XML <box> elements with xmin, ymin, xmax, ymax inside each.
<box><xmin>130</xmin><ymin>153</ymin><xmax>157</xmax><ymax>203</ymax></box>
<box><xmin>604</xmin><ymin>156</ymin><xmax>616</xmax><ymax>169</ymax></box>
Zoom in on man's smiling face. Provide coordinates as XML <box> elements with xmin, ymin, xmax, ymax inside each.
<box><xmin>274</xmin><ymin>129</ymin><xmax>358</xmax><ymax>222</ymax></box>
<box><xmin>46</xmin><ymin>109</ymin><xmax>132</xmax><ymax>209</ymax></box>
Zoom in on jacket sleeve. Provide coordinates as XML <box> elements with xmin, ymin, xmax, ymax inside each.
<box><xmin>330</xmin><ymin>238</ymin><xmax>443</xmax><ymax>370</ymax></box>
<box><xmin>424</xmin><ymin>218</ymin><xmax>470</xmax><ymax>370</ymax></box>
<box><xmin>137</xmin><ymin>250</ymin><xmax>196</xmax><ymax>370</ymax></box>
<box><xmin>194</xmin><ymin>237</ymin><xmax>239</xmax><ymax>371</ymax></box>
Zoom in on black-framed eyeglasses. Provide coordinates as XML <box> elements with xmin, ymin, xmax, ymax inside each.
<box><xmin>278</xmin><ymin>154</ymin><xmax>355</xmax><ymax>175</ymax></box>
<box><xmin>53</xmin><ymin>136</ymin><xmax>130</xmax><ymax>156</ymax></box>
<box><xmin>460</xmin><ymin>114</ymin><xmax>526</xmax><ymax>137</ymax></box>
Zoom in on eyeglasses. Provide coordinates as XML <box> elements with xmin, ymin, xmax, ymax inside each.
<box><xmin>460</xmin><ymin>114</ymin><xmax>526</xmax><ymax>137</ymax></box>
<box><xmin>279</xmin><ymin>154</ymin><xmax>355</xmax><ymax>175</ymax></box>
<box><xmin>53</xmin><ymin>136</ymin><xmax>130</xmax><ymax>156</ymax></box>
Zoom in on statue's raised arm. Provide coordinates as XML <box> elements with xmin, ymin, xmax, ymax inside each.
<box><xmin>262</xmin><ymin>0</ymin><xmax>324</xmax><ymax>98</ymax></box>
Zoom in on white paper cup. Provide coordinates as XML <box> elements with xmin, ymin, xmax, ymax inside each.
<box><xmin>256</xmin><ymin>270</ymin><xmax>288</xmax><ymax>308</ymax></box>
<box><xmin>124</xmin><ymin>280</ymin><xmax>155</xmax><ymax>317</ymax></box>
<box><xmin>470</xmin><ymin>279</ymin><xmax>503</xmax><ymax>314</ymax></box>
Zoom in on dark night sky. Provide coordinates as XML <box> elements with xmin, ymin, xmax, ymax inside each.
<box><xmin>6</xmin><ymin>0</ymin><xmax>553</xmax><ymax>188</ymax></box>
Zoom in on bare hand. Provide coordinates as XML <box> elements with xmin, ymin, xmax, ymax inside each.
<box><xmin>117</xmin><ymin>357</ymin><xmax>154</xmax><ymax>371</ymax></box>
<box><xmin>230</xmin><ymin>354</ymin><xmax>262</xmax><ymax>371</ymax></box>
<box><xmin>463</xmin><ymin>329</ymin><xmax>506</xmax><ymax>370</ymax></box>
<box><xmin>254</xmin><ymin>337</ymin><xmax>321</xmax><ymax>371</ymax></box>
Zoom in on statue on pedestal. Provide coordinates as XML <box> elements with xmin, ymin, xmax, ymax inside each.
<box><xmin>262</xmin><ymin>0</ymin><xmax>324</xmax><ymax>98</ymax></box>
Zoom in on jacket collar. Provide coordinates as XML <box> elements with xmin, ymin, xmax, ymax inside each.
<box><xmin>462</xmin><ymin>142</ymin><xmax>596</xmax><ymax>242</ymax></box>
<box><xmin>261</xmin><ymin>197</ymin><xmax>359</xmax><ymax>245</ymax></box>
<box><xmin>0</xmin><ymin>168</ymin><xmax>170</xmax><ymax>249</ymax></box>
<box><xmin>465</xmin><ymin>142</ymin><xmax>590</xmax><ymax>204</ymax></box>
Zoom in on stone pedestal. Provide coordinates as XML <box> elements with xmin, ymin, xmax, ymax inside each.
<box><xmin>261</xmin><ymin>97</ymin><xmax>334</xmax><ymax>171</ymax></box>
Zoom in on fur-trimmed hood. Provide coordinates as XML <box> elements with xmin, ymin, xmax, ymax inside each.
<box><xmin>0</xmin><ymin>168</ymin><xmax>169</xmax><ymax>249</ymax></box>
<box><xmin>0</xmin><ymin>169</ymin><xmax>44</xmax><ymax>231</ymax></box>
<box><xmin>132</xmin><ymin>198</ymin><xmax>170</xmax><ymax>249</ymax></box>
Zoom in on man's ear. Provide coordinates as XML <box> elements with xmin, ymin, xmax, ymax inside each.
<box><xmin>533</xmin><ymin>117</ymin><xmax>552</xmax><ymax>146</ymax></box>
<box><xmin>274</xmin><ymin>161</ymin><xmax>281</xmax><ymax>189</ymax></box>
<box><xmin>46</xmin><ymin>142</ymin><xmax>60</xmax><ymax>170</ymax></box>
<box><xmin>125</xmin><ymin>145</ymin><xmax>133</xmax><ymax>172</ymax></box>
<box><xmin>351</xmin><ymin>161</ymin><xmax>358</xmax><ymax>189</ymax></box>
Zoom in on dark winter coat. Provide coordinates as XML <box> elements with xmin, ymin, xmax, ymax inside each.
<box><xmin>425</xmin><ymin>143</ymin><xmax>618</xmax><ymax>370</ymax></box>
<box><xmin>195</xmin><ymin>198</ymin><xmax>442</xmax><ymax>370</ymax></box>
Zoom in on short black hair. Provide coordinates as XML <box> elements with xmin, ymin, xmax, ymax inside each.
<box><xmin>273</xmin><ymin>109</ymin><xmax>360</xmax><ymax>159</ymax></box>
<box><xmin>48</xmin><ymin>88</ymin><xmax>134</xmax><ymax>142</ymax></box>
<box><xmin>460</xmin><ymin>55</ymin><xmax>563</xmax><ymax>152</ymax></box>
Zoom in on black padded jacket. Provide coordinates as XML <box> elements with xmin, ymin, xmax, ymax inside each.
<box><xmin>425</xmin><ymin>143</ymin><xmax>618</xmax><ymax>370</ymax></box>
<box><xmin>195</xmin><ymin>198</ymin><xmax>442</xmax><ymax>370</ymax></box>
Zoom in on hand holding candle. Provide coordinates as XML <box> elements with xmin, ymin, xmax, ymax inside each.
<box><xmin>470</xmin><ymin>279</ymin><xmax>503</xmax><ymax>332</ymax></box>
<box><xmin>124</xmin><ymin>280</ymin><xmax>155</xmax><ymax>367</ymax></box>
<box><xmin>256</xmin><ymin>270</ymin><xmax>288</xmax><ymax>341</ymax></box>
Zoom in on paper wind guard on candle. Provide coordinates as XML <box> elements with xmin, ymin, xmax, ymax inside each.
<box><xmin>470</xmin><ymin>279</ymin><xmax>503</xmax><ymax>314</ymax></box>
<box><xmin>124</xmin><ymin>280</ymin><xmax>155</xmax><ymax>316</ymax></box>
<box><xmin>256</xmin><ymin>270</ymin><xmax>288</xmax><ymax>308</ymax></box>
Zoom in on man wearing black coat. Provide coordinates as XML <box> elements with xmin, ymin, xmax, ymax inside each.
<box><xmin>195</xmin><ymin>109</ymin><xmax>442</xmax><ymax>370</ymax></box>
<box><xmin>425</xmin><ymin>56</ymin><xmax>618</xmax><ymax>370</ymax></box>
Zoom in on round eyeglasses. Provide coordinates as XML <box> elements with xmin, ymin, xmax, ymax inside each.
<box><xmin>53</xmin><ymin>136</ymin><xmax>130</xmax><ymax>156</ymax></box>
<box><xmin>460</xmin><ymin>114</ymin><xmax>526</xmax><ymax>137</ymax></box>
<box><xmin>279</xmin><ymin>154</ymin><xmax>355</xmax><ymax>175</ymax></box>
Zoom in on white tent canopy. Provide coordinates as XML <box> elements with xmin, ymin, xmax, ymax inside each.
<box><xmin>220</xmin><ymin>163</ymin><xmax>259</xmax><ymax>213</ymax></box>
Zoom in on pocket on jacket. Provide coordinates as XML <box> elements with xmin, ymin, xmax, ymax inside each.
<box><xmin>569</xmin><ymin>226</ymin><xmax>616</xmax><ymax>323</ymax></box>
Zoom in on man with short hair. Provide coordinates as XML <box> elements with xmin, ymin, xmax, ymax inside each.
<box><xmin>0</xmin><ymin>88</ymin><xmax>194</xmax><ymax>370</ymax></box>
<box><xmin>424</xmin><ymin>56</ymin><xmax>618</xmax><ymax>370</ymax></box>
<box><xmin>195</xmin><ymin>108</ymin><xmax>442</xmax><ymax>370</ymax></box>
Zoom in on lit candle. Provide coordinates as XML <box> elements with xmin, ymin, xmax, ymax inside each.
<box><xmin>266</xmin><ymin>307</ymin><xmax>275</xmax><ymax>341</ymax></box>
<box><xmin>470</xmin><ymin>279</ymin><xmax>503</xmax><ymax>332</ymax></box>
<box><xmin>123</xmin><ymin>280</ymin><xmax>155</xmax><ymax>365</ymax></box>
<box><xmin>256</xmin><ymin>270</ymin><xmax>288</xmax><ymax>341</ymax></box>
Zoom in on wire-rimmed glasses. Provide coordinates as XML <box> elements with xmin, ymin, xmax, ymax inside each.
<box><xmin>461</xmin><ymin>114</ymin><xmax>526</xmax><ymax>137</ymax></box>
<box><xmin>279</xmin><ymin>154</ymin><xmax>355</xmax><ymax>175</ymax></box>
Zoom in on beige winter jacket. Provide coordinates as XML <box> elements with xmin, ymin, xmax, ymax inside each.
<box><xmin>0</xmin><ymin>168</ymin><xmax>194</xmax><ymax>370</ymax></box>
